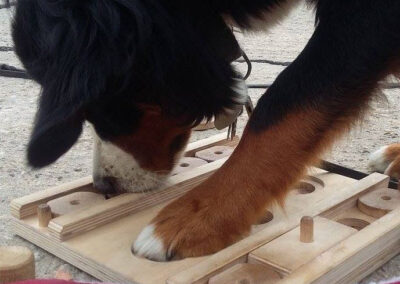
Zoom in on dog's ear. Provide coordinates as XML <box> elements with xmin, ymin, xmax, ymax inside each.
<box><xmin>27</xmin><ymin>98</ymin><xmax>84</xmax><ymax>168</ymax></box>
<box><xmin>13</xmin><ymin>0</ymin><xmax>150</xmax><ymax>167</ymax></box>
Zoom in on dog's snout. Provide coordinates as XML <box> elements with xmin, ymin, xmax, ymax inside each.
<box><xmin>93</xmin><ymin>176</ymin><xmax>118</xmax><ymax>195</ymax></box>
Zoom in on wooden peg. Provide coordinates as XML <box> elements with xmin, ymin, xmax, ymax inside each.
<box><xmin>0</xmin><ymin>246</ymin><xmax>35</xmax><ymax>283</ymax></box>
<box><xmin>37</xmin><ymin>204</ymin><xmax>52</xmax><ymax>227</ymax></box>
<box><xmin>300</xmin><ymin>216</ymin><xmax>314</xmax><ymax>243</ymax></box>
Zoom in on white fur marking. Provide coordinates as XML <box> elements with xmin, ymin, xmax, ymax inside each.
<box><xmin>133</xmin><ymin>224</ymin><xmax>167</xmax><ymax>261</ymax></box>
<box><xmin>92</xmin><ymin>129</ymin><xmax>168</xmax><ymax>193</ymax></box>
<box><xmin>369</xmin><ymin>146</ymin><xmax>390</xmax><ymax>173</ymax></box>
<box><xmin>384</xmin><ymin>161</ymin><xmax>400</xmax><ymax>179</ymax></box>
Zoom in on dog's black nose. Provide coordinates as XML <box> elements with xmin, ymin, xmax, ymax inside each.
<box><xmin>93</xmin><ymin>176</ymin><xmax>117</xmax><ymax>195</ymax></box>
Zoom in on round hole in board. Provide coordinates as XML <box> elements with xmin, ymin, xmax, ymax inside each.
<box><xmin>70</xmin><ymin>200</ymin><xmax>80</xmax><ymax>205</ymax></box>
<box><xmin>256</xmin><ymin>211</ymin><xmax>274</xmax><ymax>225</ymax></box>
<box><xmin>381</xmin><ymin>195</ymin><xmax>392</xmax><ymax>201</ymax></box>
<box><xmin>214</xmin><ymin>151</ymin><xmax>223</xmax><ymax>155</ymax></box>
<box><xmin>296</xmin><ymin>182</ymin><xmax>316</xmax><ymax>194</ymax></box>
<box><xmin>180</xmin><ymin>163</ymin><xmax>190</xmax><ymax>168</ymax></box>
<box><xmin>337</xmin><ymin>218</ymin><xmax>370</xmax><ymax>231</ymax></box>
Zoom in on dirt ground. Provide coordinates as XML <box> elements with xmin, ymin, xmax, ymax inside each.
<box><xmin>1</xmin><ymin>3</ymin><xmax>400</xmax><ymax>283</ymax></box>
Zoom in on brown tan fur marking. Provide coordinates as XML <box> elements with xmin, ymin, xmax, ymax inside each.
<box><xmin>150</xmin><ymin>107</ymin><xmax>355</xmax><ymax>258</ymax></box>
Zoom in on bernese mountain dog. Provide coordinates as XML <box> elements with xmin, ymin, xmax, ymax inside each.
<box><xmin>12</xmin><ymin>0</ymin><xmax>400</xmax><ymax>261</ymax></box>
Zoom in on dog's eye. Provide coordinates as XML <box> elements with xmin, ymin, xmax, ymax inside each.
<box><xmin>170</xmin><ymin>134</ymin><xmax>187</xmax><ymax>153</ymax></box>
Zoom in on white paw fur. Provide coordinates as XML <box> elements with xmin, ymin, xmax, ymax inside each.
<box><xmin>92</xmin><ymin>128</ymin><xmax>168</xmax><ymax>193</ymax></box>
<box><xmin>133</xmin><ymin>224</ymin><xmax>168</xmax><ymax>261</ymax></box>
<box><xmin>368</xmin><ymin>146</ymin><xmax>390</xmax><ymax>173</ymax></box>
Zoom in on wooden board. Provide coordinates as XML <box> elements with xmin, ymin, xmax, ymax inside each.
<box><xmin>10</xmin><ymin>133</ymin><xmax>398</xmax><ymax>284</ymax></box>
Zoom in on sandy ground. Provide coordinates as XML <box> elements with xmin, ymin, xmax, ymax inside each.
<box><xmin>1</xmin><ymin>3</ymin><xmax>400</xmax><ymax>283</ymax></box>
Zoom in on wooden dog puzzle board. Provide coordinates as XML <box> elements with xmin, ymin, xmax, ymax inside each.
<box><xmin>10</xmin><ymin>133</ymin><xmax>400</xmax><ymax>284</ymax></box>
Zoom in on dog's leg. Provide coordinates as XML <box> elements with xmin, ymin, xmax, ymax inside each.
<box><xmin>134</xmin><ymin>1</ymin><xmax>400</xmax><ymax>261</ymax></box>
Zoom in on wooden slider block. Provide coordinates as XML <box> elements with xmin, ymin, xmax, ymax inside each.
<box><xmin>48</xmin><ymin>159</ymin><xmax>228</xmax><ymax>241</ymax></box>
<box><xmin>358</xmin><ymin>187</ymin><xmax>400</xmax><ymax>218</ymax></box>
<box><xmin>278</xmin><ymin>207</ymin><xmax>400</xmax><ymax>284</ymax></box>
<box><xmin>37</xmin><ymin>204</ymin><xmax>52</xmax><ymax>227</ymax></box>
<box><xmin>209</xmin><ymin>263</ymin><xmax>281</xmax><ymax>284</ymax></box>
<box><xmin>195</xmin><ymin>146</ymin><xmax>234</xmax><ymax>162</ymax></box>
<box><xmin>172</xmin><ymin>157</ymin><xmax>208</xmax><ymax>175</ymax></box>
<box><xmin>0</xmin><ymin>246</ymin><xmax>35</xmax><ymax>283</ymax></box>
<box><xmin>249</xmin><ymin>217</ymin><xmax>357</xmax><ymax>275</ymax></box>
<box><xmin>300</xmin><ymin>216</ymin><xmax>314</xmax><ymax>243</ymax></box>
<box><xmin>10</xmin><ymin>176</ymin><xmax>94</xmax><ymax>219</ymax></box>
<box><xmin>47</xmin><ymin>192</ymin><xmax>106</xmax><ymax>217</ymax></box>
<box><xmin>184</xmin><ymin>133</ymin><xmax>239</xmax><ymax>157</ymax></box>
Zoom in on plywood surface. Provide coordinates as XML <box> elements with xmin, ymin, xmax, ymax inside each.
<box><xmin>249</xmin><ymin>217</ymin><xmax>357</xmax><ymax>274</ymax></box>
<box><xmin>11</xmin><ymin>133</ymin><xmax>395</xmax><ymax>284</ymax></box>
<box><xmin>12</xmin><ymin>169</ymin><xmax>369</xmax><ymax>284</ymax></box>
<box><xmin>278</xmin><ymin>206</ymin><xmax>400</xmax><ymax>284</ymax></box>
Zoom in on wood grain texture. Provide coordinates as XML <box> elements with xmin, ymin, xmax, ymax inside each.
<box><xmin>11</xmin><ymin>140</ymin><xmax>393</xmax><ymax>284</ymax></box>
<box><xmin>249</xmin><ymin>217</ymin><xmax>357</xmax><ymax>274</ymax></box>
<box><xmin>47</xmin><ymin>192</ymin><xmax>106</xmax><ymax>217</ymax></box>
<box><xmin>208</xmin><ymin>263</ymin><xmax>282</xmax><ymax>284</ymax></box>
<box><xmin>167</xmin><ymin>173</ymin><xmax>387</xmax><ymax>284</ymax></box>
<box><xmin>49</xmin><ymin>158</ymin><xmax>228</xmax><ymax>241</ymax></box>
<box><xmin>358</xmin><ymin>187</ymin><xmax>400</xmax><ymax>218</ymax></box>
<box><xmin>10</xmin><ymin>176</ymin><xmax>94</xmax><ymax>219</ymax></box>
<box><xmin>172</xmin><ymin>157</ymin><xmax>208</xmax><ymax>175</ymax></box>
<box><xmin>0</xmin><ymin>246</ymin><xmax>35</xmax><ymax>283</ymax></box>
<box><xmin>184</xmin><ymin>134</ymin><xmax>239</xmax><ymax>157</ymax></box>
<box><xmin>37</xmin><ymin>204</ymin><xmax>52</xmax><ymax>227</ymax></box>
<box><xmin>300</xmin><ymin>216</ymin><xmax>314</xmax><ymax>243</ymax></box>
<box><xmin>195</xmin><ymin>146</ymin><xmax>234</xmax><ymax>162</ymax></box>
<box><xmin>278</xmin><ymin>207</ymin><xmax>400</xmax><ymax>284</ymax></box>
<box><xmin>12</xmin><ymin>169</ymin><xmax>363</xmax><ymax>284</ymax></box>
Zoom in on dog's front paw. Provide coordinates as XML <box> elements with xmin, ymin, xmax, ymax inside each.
<box><xmin>132</xmin><ymin>191</ymin><xmax>251</xmax><ymax>261</ymax></box>
<box><xmin>369</xmin><ymin>144</ymin><xmax>400</xmax><ymax>178</ymax></box>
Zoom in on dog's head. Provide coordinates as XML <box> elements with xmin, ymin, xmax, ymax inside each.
<box><xmin>12</xmin><ymin>0</ymin><xmax>243</xmax><ymax>193</ymax></box>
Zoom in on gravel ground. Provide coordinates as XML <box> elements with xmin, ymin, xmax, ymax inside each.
<box><xmin>1</xmin><ymin>3</ymin><xmax>400</xmax><ymax>283</ymax></box>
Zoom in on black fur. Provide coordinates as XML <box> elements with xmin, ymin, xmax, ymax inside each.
<box><xmin>249</xmin><ymin>0</ymin><xmax>400</xmax><ymax>132</ymax></box>
<box><xmin>12</xmin><ymin>0</ymin><xmax>400</xmax><ymax>168</ymax></box>
<box><xmin>12</xmin><ymin>0</ymin><xmax>242</xmax><ymax>167</ymax></box>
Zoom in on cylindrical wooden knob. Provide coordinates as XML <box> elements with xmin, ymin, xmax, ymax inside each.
<box><xmin>0</xmin><ymin>246</ymin><xmax>35</xmax><ymax>283</ymax></box>
<box><xmin>300</xmin><ymin>216</ymin><xmax>314</xmax><ymax>243</ymax></box>
<box><xmin>37</xmin><ymin>204</ymin><xmax>53</xmax><ymax>227</ymax></box>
